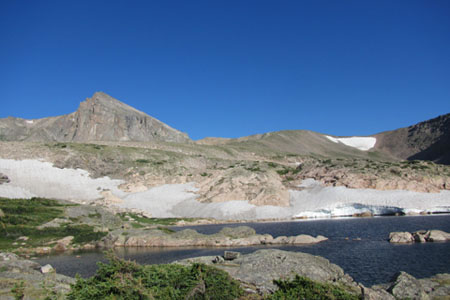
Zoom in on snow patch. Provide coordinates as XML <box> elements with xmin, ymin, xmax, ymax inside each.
<box><xmin>119</xmin><ymin>184</ymin><xmax>198</xmax><ymax>218</ymax></box>
<box><xmin>0</xmin><ymin>159</ymin><xmax>125</xmax><ymax>202</ymax></box>
<box><xmin>25</xmin><ymin>120</ymin><xmax>34</xmax><ymax>124</ymax></box>
<box><xmin>325</xmin><ymin>135</ymin><xmax>376</xmax><ymax>151</ymax></box>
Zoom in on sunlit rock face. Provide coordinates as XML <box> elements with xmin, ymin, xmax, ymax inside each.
<box><xmin>0</xmin><ymin>92</ymin><xmax>190</xmax><ymax>143</ymax></box>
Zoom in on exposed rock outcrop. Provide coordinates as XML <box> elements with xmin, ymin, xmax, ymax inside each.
<box><xmin>386</xmin><ymin>271</ymin><xmax>429</xmax><ymax>300</ymax></box>
<box><xmin>389</xmin><ymin>231</ymin><xmax>415</xmax><ymax>243</ymax></box>
<box><xmin>298</xmin><ymin>165</ymin><xmax>450</xmax><ymax>193</ymax></box>
<box><xmin>0</xmin><ymin>252</ymin><xmax>75</xmax><ymax>299</ymax></box>
<box><xmin>195</xmin><ymin>168</ymin><xmax>290</xmax><ymax>206</ymax></box>
<box><xmin>389</xmin><ymin>230</ymin><xmax>450</xmax><ymax>243</ymax></box>
<box><xmin>102</xmin><ymin>226</ymin><xmax>328</xmax><ymax>248</ymax></box>
<box><xmin>374</xmin><ymin>272</ymin><xmax>450</xmax><ymax>300</ymax></box>
<box><xmin>176</xmin><ymin>249</ymin><xmax>360</xmax><ymax>294</ymax></box>
<box><xmin>0</xmin><ymin>92</ymin><xmax>190</xmax><ymax>143</ymax></box>
<box><xmin>53</xmin><ymin>236</ymin><xmax>74</xmax><ymax>252</ymax></box>
<box><xmin>177</xmin><ymin>249</ymin><xmax>450</xmax><ymax>298</ymax></box>
<box><xmin>0</xmin><ymin>173</ymin><xmax>9</xmax><ymax>185</ymax></box>
<box><xmin>36</xmin><ymin>218</ymin><xmax>71</xmax><ymax>230</ymax></box>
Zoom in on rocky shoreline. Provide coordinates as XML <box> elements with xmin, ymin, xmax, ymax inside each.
<box><xmin>176</xmin><ymin>249</ymin><xmax>450</xmax><ymax>299</ymax></box>
<box><xmin>0</xmin><ymin>252</ymin><xmax>75</xmax><ymax>299</ymax></box>
<box><xmin>95</xmin><ymin>226</ymin><xmax>328</xmax><ymax>249</ymax></box>
<box><xmin>1</xmin><ymin>249</ymin><xmax>449</xmax><ymax>299</ymax></box>
<box><xmin>16</xmin><ymin>227</ymin><xmax>450</xmax><ymax>257</ymax></box>
<box><xmin>14</xmin><ymin>225</ymin><xmax>327</xmax><ymax>256</ymax></box>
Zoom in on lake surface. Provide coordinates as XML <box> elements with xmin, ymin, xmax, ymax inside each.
<box><xmin>36</xmin><ymin>215</ymin><xmax>450</xmax><ymax>286</ymax></box>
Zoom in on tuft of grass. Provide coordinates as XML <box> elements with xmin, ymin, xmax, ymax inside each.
<box><xmin>120</xmin><ymin>213</ymin><xmax>196</xmax><ymax>226</ymax></box>
<box><xmin>156</xmin><ymin>226</ymin><xmax>175</xmax><ymax>234</ymax></box>
<box><xmin>246</xmin><ymin>166</ymin><xmax>261</xmax><ymax>172</ymax></box>
<box><xmin>277</xmin><ymin>169</ymin><xmax>289</xmax><ymax>175</ymax></box>
<box><xmin>88</xmin><ymin>212</ymin><xmax>101</xmax><ymax>218</ymax></box>
<box><xmin>135</xmin><ymin>159</ymin><xmax>150</xmax><ymax>164</ymax></box>
<box><xmin>267</xmin><ymin>162</ymin><xmax>277</xmax><ymax>168</ymax></box>
<box><xmin>130</xmin><ymin>222</ymin><xmax>145</xmax><ymax>229</ymax></box>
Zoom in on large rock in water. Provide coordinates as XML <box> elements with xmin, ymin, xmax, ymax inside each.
<box><xmin>426</xmin><ymin>229</ymin><xmax>450</xmax><ymax>242</ymax></box>
<box><xmin>0</xmin><ymin>92</ymin><xmax>190</xmax><ymax>143</ymax></box>
<box><xmin>390</xmin><ymin>230</ymin><xmax>450</xmax><ymax>243</ymax></box>
<box><xmin>389</xmin><ymin>231</ymin><xmax>415</xmax><ymax>243</ymax></box>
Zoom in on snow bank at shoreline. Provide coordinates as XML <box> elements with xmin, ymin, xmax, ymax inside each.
<box><xmin>1</xmin><ymin>159</ymin><xmax>449</xmax><ymax>220</ymax></box>
<box><xmin>290</xmin><ymin>178</ymin><xmax>450</xmax><ymax>218</ymax></box>
<box><xmin>325</xmin><ymin>135</ymin><xmax>376</xmax><ymax>151</ymax></box>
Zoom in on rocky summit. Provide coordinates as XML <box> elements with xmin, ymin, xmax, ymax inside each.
<box><xmin>0</xmin><ymin>92</ymin><xmax>190</xmax><ymax>143</ymax></box>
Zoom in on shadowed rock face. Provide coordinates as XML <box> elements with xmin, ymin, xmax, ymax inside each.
<box><xmin>374</xmin><ymin>113</ymin><xmax>450</xmax><ymax>164</ymax></box>
<box><xmin>0</xmin><ymin>92</ymin><xmax>190</xmax><ymax>143</ymax></box>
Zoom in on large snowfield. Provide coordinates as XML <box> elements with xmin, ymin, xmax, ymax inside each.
<box><xmin>1</xmin><ymin>159</ymin><xmax>449</xmax><ymax>220</ymax></box>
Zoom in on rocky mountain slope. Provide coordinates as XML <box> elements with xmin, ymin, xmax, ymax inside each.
<box><xmin>197</xmin><ymin>130</ymin><xmax>390</xmax><ymax>160</ymax></box>
<box><xmin>0</xmin><ymin>92</ymin><xmax>190</xmax><ymax>143</ymax></box>
<box><xmin>0</xmin><ymin>94</ymin><xmax>448</xmax><ymax>219</ymax></box>
<box><xmin>374</xmin><ymin>113</ymin><xmax>450</xmax><ymax>164</ymax></box>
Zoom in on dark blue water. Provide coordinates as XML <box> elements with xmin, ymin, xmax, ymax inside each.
<box><xmin>36</xmin><ymin>215</ymin><xmax>450</xmax><ymax>286</ymax></box>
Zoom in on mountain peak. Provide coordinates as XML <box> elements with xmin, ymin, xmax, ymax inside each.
<box><xmin>83</xmin><ymin>92</ymin><xmax>146</xmax><ymax>116</ymax></box>
<box><xmin>0</xmin><ymin>93</ymin><xmax>191</xmax><ymax>143</ymax></box>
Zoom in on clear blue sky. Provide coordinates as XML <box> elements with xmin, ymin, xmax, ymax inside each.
<box><xmin>1</xmin><ymin>1</ymin><xmax>449</xmax><ymax>140</ymax></box>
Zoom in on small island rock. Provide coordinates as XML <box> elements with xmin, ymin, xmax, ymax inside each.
<box><xmin>389</xmin><ymin>232</ymin><xmax>414</xmax><ymax>243</ymax></box>
<box><xmin>390</xmin><ymin>230</ymin><xmax>450</xmax><ymax>243</ymax></box>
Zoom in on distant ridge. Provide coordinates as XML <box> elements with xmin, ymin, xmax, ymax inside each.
<box><xmin>374</xmin><ymin>113</ymin><xmax>450</xmax><ymax>164</ymax></box>
<box><xmin>196</xmin><ymin>114</ymin><xmax>450</xmax><ymax>165</ymax></box>
<box><xmin>1</xmin><ymin>93</ymin><xmax>448</xmax><ymax>165</ymax></box>
<box><xmin>0</xmin><ymin>92</ymin><xmax>190</xmax><ymax>143</ymax></box>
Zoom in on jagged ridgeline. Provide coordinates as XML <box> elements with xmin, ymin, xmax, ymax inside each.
<box><xmin>0</xmin><ymin>92</ymin><xmax>190</xmax><ymax>143</ymax></box>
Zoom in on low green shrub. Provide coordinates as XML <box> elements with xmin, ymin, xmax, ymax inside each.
<box><xmin>276</xmin><ymin>169</ymin><xmax>289</xmax><ymax>175</ymax></box>
<box><xmin>268</xmin><ymin>275</ymin><xmax>360</xmax><ymax>300</ymax></box>
<box><xmin>67</xmin><ymin>253</ymin><xmax>243</xmax><ymax>300</ymax></box>
<box><xmin>246</xmin><ymin>166</ymin><xmax>261</xmax><ymax>172</ymax></box>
